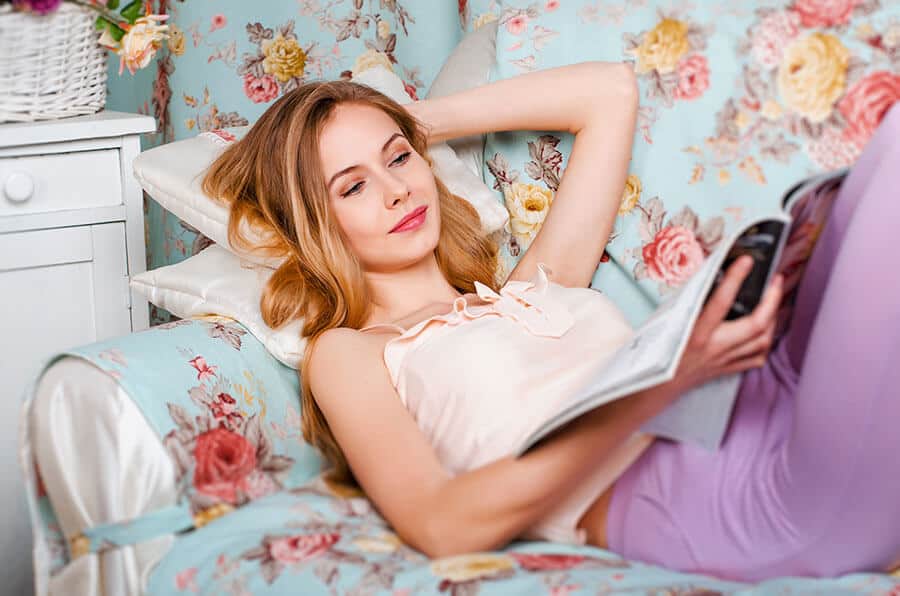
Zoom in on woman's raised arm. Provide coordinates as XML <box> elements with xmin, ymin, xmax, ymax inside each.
<box><xmin>407</xmin><ymin>62</ymin><xmax>639</xmax><ymax>289</ymax></box>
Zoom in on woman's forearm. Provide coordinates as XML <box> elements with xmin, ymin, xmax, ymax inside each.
<box><xmin>422</xmin><ymin>377</ymin><xmax>687</xmax><ymax>557</ymax></box>
<box><xmin>408</xmin><ymin>61</ymin><xmax>637</xmax><ymax>143</ymax></box>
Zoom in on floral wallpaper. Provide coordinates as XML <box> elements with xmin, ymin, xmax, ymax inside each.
<box><xmin>105</xmin><ymin>0</ymin><xmax>470</xmax><ymax>324</ymax></box>
<box><xmin>483</xmin><ymin>0</ymin><xmax>900</xmax><ymax>325</ymax></box>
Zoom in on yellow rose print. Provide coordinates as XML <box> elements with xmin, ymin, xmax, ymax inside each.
<box><xmin>619</xmin><ymin>174</ymin><xmax>642</xmax><ymax>215</ymax></box>
<box><xmin>503</xmin><ymin>182</ymin><xmax>554</xmax><ymax>247</ymax></box>
<box><xmin>352</xmin><ymin>48</ymin><xmax>394</xmax><ymax>77</ymax></box>
<box><xmin>777</xmin><ymin>33</ymin><xmax>849</xmax><ymax>123</ymax></box>
<box><xmin>634</xmin><ymin>18</ymin><xmax>690</xmax><ymax>74</ymax></box>
<box><xmin>261</xmin><ymin>33</ymin><xmax>307</xmax><ymax>82</ymax></box>
<box><xmin>430</xmin><ymin>553</ymin><xmax>515</xmax><ymax>583</ymax></box>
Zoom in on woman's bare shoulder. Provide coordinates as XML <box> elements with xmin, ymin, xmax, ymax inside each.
<box><xmin>307</xmin><ymin>327</ymin><xmax>392</xmax><ymax>390</ymax></box>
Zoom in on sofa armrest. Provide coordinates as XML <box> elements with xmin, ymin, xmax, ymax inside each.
<box><xmin>22</xmin><ymin>316</ymin><xmax>322</xmax><ymax>596</ymax></box>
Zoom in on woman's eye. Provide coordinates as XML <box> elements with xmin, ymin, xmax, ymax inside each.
<box><xmin>392</xmin><ymin>152</ymin><xmax>411</xmax><ymax>166</ymax></box>
<box><xmin>342</xmin><ymin>182</ymin><xmax>364</xmax><ymax>197</ymax></box>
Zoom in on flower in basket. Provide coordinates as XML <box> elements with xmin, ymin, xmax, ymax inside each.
<box><xmin>4</xmin><ymin>0</ymin><xmax>168</xmax><ymax>75</ymax></box>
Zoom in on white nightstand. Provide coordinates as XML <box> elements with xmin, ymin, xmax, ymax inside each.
<box><xmin>0</xmin><ymin>110</ymin><xmax>155</xmax><ymax>595</ymax></box>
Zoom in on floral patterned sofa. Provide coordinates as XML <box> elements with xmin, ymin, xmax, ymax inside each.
<box><xmin>21</xmin><ymin>316</ymin><xmax>900</xmax><ymax>595</ymax></box>
<box><xmin>23</xmin><ymin>0</ymin><xmax>900</xmax><ymax>593</ymax></box>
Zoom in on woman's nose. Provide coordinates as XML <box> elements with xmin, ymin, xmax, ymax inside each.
<box><xmin>382</xmin><ymin>170</ymin><xmax>409</xmax><ymax>206</ymax></box>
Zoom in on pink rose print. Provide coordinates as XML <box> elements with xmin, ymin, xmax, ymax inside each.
<box><xmin>403</xmin><ymin>81</ymin><xmax>419</xmax><ymax>101</ymax></box>
<box><xmin>174</xmin><ymin>567</ymin><xmax>198</xmax><ymax>592</ymax></box>
<box><xmin>506</xmin><ymin>14</ymin><xmax>528</xmax><ymax>35</ymax></box>
<box><xmin>209</xmin><ymin>13</ymin><xmax>227</xmax><ymax>33</ymax></box>
<box><xmin>243</xmin><ymin>73</ymin><xmax>279</xmax><ymax>104</ymax></box>
<box><xmin>193</xmin><ymin>427</ymin><xmax>257</xmax><ymax>504</ymax></box>
<box><xmin>790</xmin><ymin>0</ymin><xmax>859</xmax><ymax>28</ymax></box>
<box><xmin>751</xmin><ymin>10</ymin><xmax>801</xmax><ymax>69</ymax></box>
<box><xmin>642</xmin><ymin>225</ymin><xmax>705</xmax><ymax>287</ymax></box>
<box><xmin>545</xmin><ymin>0</ymin><xmax>560</xmax><ymax>11</ymax></box>
<box><xmin>673</xmin><ymin>54</ymin><xmax>710</xmax><ymax>100</ymax></box>
<box><xmin>188</xmin><ymin>355</ymin><xmax>217</xmax><ymax>381</ymax></box>
<box><xmin>838</xmin><ymin>71</ymin><xmax>900</xmax><ymax>150</ymax></box>
<box><xmin>807</xmin><ymin>125</ymin><xmax>860</xmax><ymax>169</ymax></box>
<box><xmin>210</xmin><ymin>392</ymin><xmax>244</xmax><ymax>429</ymax></box>
<box><xmin>268</xmin><ymin>533</ymin><xmax>340</xmax><ymax>564</ymax></box>
<box><xmin>511</xmin><ymin>552</ymin><xmax>587</xmax><ymax>571</ymax></box>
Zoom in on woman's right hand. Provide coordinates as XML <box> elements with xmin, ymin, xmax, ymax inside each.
<box><xmin>675</xmin><ymin>255</ymin><xmax>785</xmax><ymax>390</ymax></box>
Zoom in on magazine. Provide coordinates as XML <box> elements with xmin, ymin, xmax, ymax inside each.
<box><xmin>516</xmin><ymin>167</ymin><xmax>849</xmax><ymax>456</ymax></box>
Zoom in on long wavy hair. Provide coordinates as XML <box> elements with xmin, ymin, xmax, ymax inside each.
<box><xmin>202</xmin><ymin>80</ymin><xmax>499</xmax><ymax>485</ymax></box>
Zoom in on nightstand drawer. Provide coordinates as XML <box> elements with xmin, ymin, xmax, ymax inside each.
<box><xmin>0</xmin><ymin>149</ymin><xmax>122</xmax><ymax>217</ymax></box>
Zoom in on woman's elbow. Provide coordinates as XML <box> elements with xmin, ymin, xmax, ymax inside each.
<box><xmin>597</xmin><ymin>61</ymin><xmax>638</xmax><ymax>105</ymax></box>
<box><xmin>573</xmin><ymin>62</ymin><xmax>638</xmax><ymax>132</ymax></box>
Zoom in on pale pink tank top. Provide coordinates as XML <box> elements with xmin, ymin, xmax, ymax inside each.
<box><xmin>361</xmin><ymin>264</ymin><xmax>655</xmax><ymax>544</ymax></box>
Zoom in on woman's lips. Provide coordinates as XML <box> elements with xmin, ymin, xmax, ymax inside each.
<box><xmin>390</xmin><ymin>205</ymin><xmax>428</xmax><ymax>233</ymax></box>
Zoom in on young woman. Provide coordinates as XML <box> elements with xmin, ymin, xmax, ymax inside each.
<box><xmin>203</xmin><ymin>62</ymin><xmax>900</xmax><ymax>581</ymax></box>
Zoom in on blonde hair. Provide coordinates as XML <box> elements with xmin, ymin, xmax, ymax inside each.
<box><xmin>202</xmin><ymin>80</ymin><xmax>499</xmax><ymax>485</ymax></box>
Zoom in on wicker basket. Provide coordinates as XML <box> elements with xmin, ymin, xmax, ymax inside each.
<box><xmin>0</xmin><ymin>3</ymin><xmax>108</xmax><ymax>123</ymax></box>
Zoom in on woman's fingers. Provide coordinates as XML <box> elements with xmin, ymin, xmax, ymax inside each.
<box><xmin>706</xmin><ymin>273</ymin><xmax>784</xmax><ymax>354</ymax></box>
<box><xmin>715</xmin><ymin>319</ymin><xmax>776</xmax><ymax>365</ymax></box>
<box><xmin>692</xmin><ymin>256</ymin><xmax>755</xmax><ymax>348</ymax></box>
<box><xmin>719</xmin><ymin>352</ymin><xmax>769</xmax><ymax>375</ymax></box>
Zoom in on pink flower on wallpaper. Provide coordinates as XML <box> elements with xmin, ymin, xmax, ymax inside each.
<box><xmin>806</xmin><ymin>125</ymin><xmax>860</xmax><ymax>170</ymax></box>
<box><xmin>838</xmin><ymin>71</ymin><xmax>900</xmax><ymax>150</ymax></box>
<box><xmin>209</xmin><ymin>13</ymin><xmax>227</xmax><ymax>33</ymax></box>
<box><xmin>545</xmin><ymin>0</ymin><xmax>560</xmax><ymax>11</ymax></box>
<box><xmin>790</xmin><ymin>0</ymin><xmax>859</xmax><ymax>28</ymax></box>
<box><xmin>174</xmin><ymin>567</ymin><xmax>198</xmax><ymax>592</ymax></box>
<box><xmin>506</xmin><ymin>14</ymin><xmax>529</xmax><ymax>35</ymax></box>
<box><xmin>642</xmin><ymin>225</ymin><xmax>705</xmax><ymax>287</ymax></box>
<box><xmin>751</xmin><ymin>10</ymin><xmax>801</xmax><ymax>69</ymax></box>
<box><xmin>403</xmin><ymin>81</ymin><xmax>419</xmax><ymax>100</ymax></box>
<box><xmin>268</xmin><ymin>533</ymin><xmax>340</xmax><ymax>564</ymax></box>
<box><xmin>243</xmin><ymin>73</ymin><xmax>279</xmax><ymax>104</ymax></box>
<box><xmin>188</xmin><ymin>355</ymin><xmax>218</xmax><ymax>380</ymax></box>
<box><xmin>673</xmin><ymin>54</ymin><xmax>710</xmax><ymax>100</ymax></box>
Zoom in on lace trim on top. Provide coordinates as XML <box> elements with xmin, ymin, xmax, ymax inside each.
<box><xmin>378</xmin><ymin>263</ymin><xmax>575</xmax><ymax>389</ymax></box>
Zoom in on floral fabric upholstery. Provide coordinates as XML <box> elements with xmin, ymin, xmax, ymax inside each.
<box><xmin>149</xmin><ymin>486</ymin><xmax>900</xmax><ymax>595</ymax></box>
<box><xmin>482</xmin><ymin>0</ymin><xmax>900</xmax><ymax>325</ymax></box>
<box><xmin>23</xmin><ymin>317</ymin><xmax>900</xmax><ymax>593</ymax></box>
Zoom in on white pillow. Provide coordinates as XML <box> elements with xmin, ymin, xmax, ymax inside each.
<box><xmin>132</xmin><ymin>65</ymin><xmax>507</xmax><ymax>268</ymax></box>
<box><xmin>131</xmin><ymin>245</ymin><xmax>304</xmax><ymax>367</ymax></box>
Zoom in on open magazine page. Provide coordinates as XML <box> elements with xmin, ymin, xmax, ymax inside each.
<box><xmin>514</xmin><ymin>169</ymin><xmax>848</xmax><ymax>458</ymax></box>
<box><xmin>772</xmin><ymin>170</ymin><xmax>847</xmax><ymax>341</ymax></box>
<box><xmin>514</xmin><ymin>240</ymin><xmax>735</xmax><ymax>456</ymax></box>
<box><xmin>640</xmin><ymin>169</ymin><xmax>846</xmax><ymax>450</ymax></box>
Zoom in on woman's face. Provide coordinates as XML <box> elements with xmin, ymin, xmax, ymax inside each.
<box><xmin>319</xmin><ymin>102</ymin><xmax>441</xmax><ymax>273</ymax></box>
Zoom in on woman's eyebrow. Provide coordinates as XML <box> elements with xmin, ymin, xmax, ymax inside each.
<box><xmin>327</xmin><ymin>132</ymin><xmax>406</xmax><ymax>190</ymax></box>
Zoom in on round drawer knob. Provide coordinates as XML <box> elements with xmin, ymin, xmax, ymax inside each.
<box><xmin>4</xmin><ymin>171</ymin><xmax>35</xmax><ymax>203</ymax></box>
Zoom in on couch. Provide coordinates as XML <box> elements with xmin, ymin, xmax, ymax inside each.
<box><xmin>22</xmin><ymin>0</ymin><xmax>900</xmax><ymax>593</ymax></box>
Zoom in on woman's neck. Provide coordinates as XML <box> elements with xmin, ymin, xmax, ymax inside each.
<box><xmin>364</xmin><ymin>254</ymin><xmax>462</xmax><ymax>325</ymax></box>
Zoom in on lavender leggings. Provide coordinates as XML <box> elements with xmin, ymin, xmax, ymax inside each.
<box><xmin>607</xmin><ymin>103</ymin><xmax>900</xmax><ymax>582</ymax></box>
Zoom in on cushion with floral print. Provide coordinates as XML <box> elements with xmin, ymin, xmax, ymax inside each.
<box><xmin>483</xmin><ymin>0</ymin><xmax>899</xmax><ymax>326</ymax></box>
<box><xmin>68</xmin><ymin>316</ymin><xmax>322</xmax><ymax>514</ymax></box>
<box><xmin>145</xmin><ymin>476</ymin><xmax>900</xmax><ymax>595</ymax></box>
